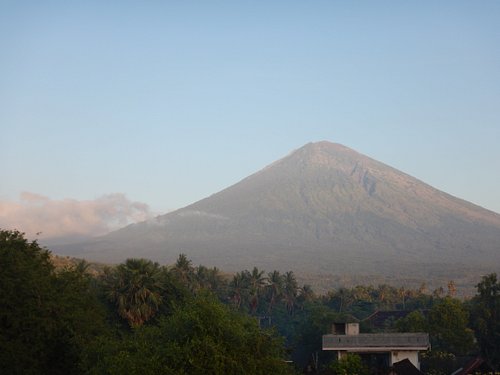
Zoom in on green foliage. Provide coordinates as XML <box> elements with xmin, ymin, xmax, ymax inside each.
<box><xmin>428</xmin><ymin>297</ymin><xmax>474</xmax><ymax>355</ymax></box>
<box><xmin>0</xmin><ymin>229</ymin><xmax>56</xmax><ymax>374</ymax></box>
<box><xmin>266</xmin><ymin>270</ymin><xmax>284</xmax><ymax>314</ymax></box>
<box><xmin>471</xmin><ymin>273</ymin><xmax>500</xmax><ymax>371</ymax></box>
<box><xmin>194</xmin><ymin>265</ymin><xmax>227</xmax><ymax>297</ymax></box>
<box><xmin>103</xmin><ymin>258</ymin><xmax>165</xmax><ymax>327</ymax></box>
<box><xmin>329</xmin><ymin>353</ymin><xmax>369</xmax><ymax>375</ymax></box>
<box><xmin>397</xmin><ymin>297</ymin><xmax>474</xmax><ymax>356</ymax></box>
<box><xmin>248</xmin><ymin>267</ymin><xmax>267</xmax><ymax>315</ymax></box>
<box><xmin>283</xmin><ymin>271</ymin><xmax>299</xmax><ymax>315</ymax></box>
<box><xmin>396</xmin><ymin>310</ymin><xmax>427</xmax><ymax>332</ymax></box>
<box><xmin>5</xmin><ymin>238</ymin><xmax>500</xmax><ymax>375</ymax></box>
<box><xmin>229</xmin><ymin>270</ymin><xmax>249</xmax><ymax>310</ymax></box>
<box><xmin>0</xmin><ymin>229</ymin><xmax>107</xmax><ymax>374</ymax></box>
<box><xmin>288</xmin><ymin>302</ymin><xmax>342</xmax><ymax>368</ymax></box>
<box><xmin>172</xmin><ymin>253</ymin><xmax>195</xmax><ymax>287</ymax></box>
<box><xmin>86</xmin><ymin>293</ymin><xmax>293</xmax><ymax>375</ymax></box>
<box><xmin>420</xmin><ymin>350</ymin><xmax>457</xmax><ymax>375</ymax></box>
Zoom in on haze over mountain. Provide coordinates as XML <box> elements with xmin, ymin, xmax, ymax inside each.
<box><xmin>59</xmin><ymin>141</ymin><xmax>500</xmax><ymax>283</ymax></box>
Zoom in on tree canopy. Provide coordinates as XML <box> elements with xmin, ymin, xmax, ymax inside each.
<box><xmin>3</xmin><ymin>229</ymin><xmax>500</xmax><ymax>374</ymax></box>
<box><xmin>85</xmin><ymin>293</ymin><xmax>291</xmax><ymax>375</ymax></box>
<box><xmin>0</xmin><ymin>229</ymin><xmax>107</xmax><ymax>374</ymax></box>
<box><xmin>471</xmin><ymin>273</ymin><xmax>500</xmax><ymax>371</ymax></box>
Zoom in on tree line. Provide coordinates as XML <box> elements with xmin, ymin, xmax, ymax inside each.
<box><xmin>1</xmin><ymin>229</ymin><xmax>499</xmax><ymax>374</ymax></box>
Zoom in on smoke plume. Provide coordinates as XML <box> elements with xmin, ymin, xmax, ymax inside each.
<box><xmin>0</xmin><ymin>192</ymin><xmax>154</xmax><ymax>241</ymax></box>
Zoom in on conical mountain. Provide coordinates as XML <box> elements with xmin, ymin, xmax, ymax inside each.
<box><xmin>62</xmin><ymin>141</ymin><xmax>500</xmax><ymax>279</ymax></box>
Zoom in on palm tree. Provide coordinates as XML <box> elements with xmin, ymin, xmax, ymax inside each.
<box><xmin>351</xmin><ymin>285</ymin><xmax>373</xmax><ymax>302</ymax></box>
<box><xmin>172</xmin><ymin>253</ymin><xmax>195</xmax><ymax>289</ymax></box>
<box><xmin>337</xmin><ymin>287</ymin><xmax>355</xmax><ymax>313</ymax></box>
<box><xmin>283</xmin><ymin>271</ymin><xmax>298</xmax><ymax>316</ymax></box>
<box><xmin>229</xmin><ymin>271</ymin><xmax>249</xmax><ymax>310</ymax></box>
<box><xmin>105</xmin><ymin>258</ymin><xmax>163</xmax><ymax>328</ymax></box>
<box><xmin>297</xmin><ymin>284</ymin><xmax>315</xmax><ymax>309</ymax></box>
<box><xmin>376</xmin><ymin>284</ymin><xmax>395</xmax><ymax>310</ymax></box>
<box><xmin>206</xmin><ymin>266</ymin><xmax>227</xmax><ymax>296</ymax></box>
<box><xmin>248</xmin><ymin>267</ymin><xmax>267</xmax><ymax>315</ymax></box>
<box><xmin>195</xmin><ymin>266</ymin><xmax>226</xmax><ymax>295</ymax></box>
<box><xmin>398</xmin><ymin>287</ymin><xmax>408</xmax><ymax>310</ymax></box>
<box><xmin>194</xmin><ymin>265</ymin><xmax>209</xmax><ymax>292</ymax></box>
<box><xmin>266</xmin><ymin>270</ymin><xmax>283</xmax><ymax>314</ymax></box>
<box><xmin>447</xmin><ymin>280</ymin><xmax>457</xmax><ymax>297</ymax></box>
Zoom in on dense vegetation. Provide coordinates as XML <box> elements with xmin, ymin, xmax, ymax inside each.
<box><xmin>1</xmin><ymin>229</ymin><xmax>499</xmax><ymax>374</ymax></box>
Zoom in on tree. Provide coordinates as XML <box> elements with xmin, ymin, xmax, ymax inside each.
<box><xmin>195</xmin><ymin>265</ymin><xmax>226</xmax><ymax>296</ymax></box>
<box><xmin>447</xmin><ymin>280</ymin><xmax>457</xmax><ymax>297</ymax></box>
<box><xmin>375</xmin><ymin>284</ymin><xmax>398</xmax><ymax>310</ymax></box>
<box><xmin>0</xmin><ymin>229</ymin><xmax>58</xmax><ymax>373</ymax></box>
<box><xmin>398</xmin><ymin>287</ymin><xmax>409</xmax><ymax>310</ymax></box>
<box><xmin>172</xmin><ymin>253</ymin><xmax>195</xmax><ymax>288</ymax></box>
<box><xmin>336</xmin><ymin>288</ymin><xmax>354</xmax><ymax>313</ymax></box>
<box><xmin>86</xmin><ymin>293</ymin><xmax>293</xmax><ymax>375</ymax></box>
<box><xmin>471</xmin><ymin>273</ymin><xmax>500</xmax><ymax>371</ymax></box>
<box><xmin>291</xmin><ymin>303</ymin><xmax>342</xmax><ymax>369</ymax></box>
<box><xmin>329</xmin><ymin>353</ymin><xmax>369</xmax><ymax>375</ymax></box>
<box><xmin>248</xmin><ymin>267</ymin><xmax>267</xmax><ymax>315</ymax></box>
<box><xmin>432</xmin><ymin>286</ymin><xmax>445</xmax><ymax>298</ymax></box>
<box><xmin>428</xmin><ymin>297</ymin><xmax>474</xmax><ymax>355</ymax></box>
<box><xmin>104</xmin><ymin>258</ymin><xmax>163</xmax><ymax>328</ymax></box>
<box><xmin>396</xmin><ymin>310</ymin><xmax>427</xmax><ymax>333</ymax></box>
<box><xmin>0</xmin><ymin>229</ymin><xmax>106</xmax><ymax>374</ymax></box>
<box><xmin>266</xmin><ymin>270</ymin><xmax>284</xmax><ymax>314</ymax></box>
<box><xmin>297</xmin><ymin>284</ymin><xmax>316</xmax><ymax>309</ymax></box>
<box><xmin>229</xmin><ymin>271</ymin><xmax>249</xmax><ymax>310</ymax></box>
<box><xmin>283</xmin><ymin>271</ymin><xmax>298</xmax><ymax>315</ymax></box>
<box><xmin>51</xmin><ymin>262</ymin><xmax>108</xmax><ymax>373</ymax></box>
<box><xmin>351</xmin><ymin>285</ymin><xmax>373</xmax><ymax>303</ymax></box>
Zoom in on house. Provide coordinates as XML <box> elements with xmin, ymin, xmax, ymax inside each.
<box><xmin>322</xmin><ymin>322</ymin><xmax>430</xmax><ymax>370</ymax></box>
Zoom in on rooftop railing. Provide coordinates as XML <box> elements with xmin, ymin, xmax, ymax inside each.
<box><xmin>322</xmin><ymin>333</ymin><xmax>430</xmax><ymax>350</ymax></box>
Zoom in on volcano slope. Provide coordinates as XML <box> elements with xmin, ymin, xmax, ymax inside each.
<box><xmin>59</xmin><ymin>142</ymin><xmax>500</xmax><ymax>285</ymax></box>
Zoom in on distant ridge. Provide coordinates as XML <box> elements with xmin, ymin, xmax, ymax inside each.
<box><xmin>58</xmin><ymin>141</ymin><xmax>500</xmax><ymax>285</ymax></box>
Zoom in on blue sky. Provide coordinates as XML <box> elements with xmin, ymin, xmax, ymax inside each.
<box><xmin>1</xmin><ymin>1</ymin><xmax>499</xmax><ymax>237</ymax></box>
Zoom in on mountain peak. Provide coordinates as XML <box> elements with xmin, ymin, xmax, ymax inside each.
<box><xmin>294</xmin><ymin>140</ymin><xmax>354</xmax><ymax>155</ymax></box>
<box><xmin>302</xmin><ymin>140</ymin><xmax>347</xmax><ymax>149</ymax></box>
<box><xmin>268</xmin><ymin>140</ymin><xmax>370</xmax><ymax>176</ymax></box>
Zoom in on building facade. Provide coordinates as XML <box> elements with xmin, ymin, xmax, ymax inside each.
<box><xmin>322</xmin><ymin>323</ymin><xmax>430</xmax><ymax>370</ymax></box>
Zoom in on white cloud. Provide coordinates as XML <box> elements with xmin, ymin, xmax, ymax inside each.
<box><xmin>0</xmin><ymin>192</ymin><xmax>153</xmax><ymax>240</ymax></box>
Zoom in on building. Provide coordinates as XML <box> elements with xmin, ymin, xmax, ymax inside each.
<box><xmin>322</xmin><ymin>322</ymin><xmax>430</xmax><ymax>370</ymax></box>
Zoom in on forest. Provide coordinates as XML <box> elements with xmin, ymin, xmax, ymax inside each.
<box><xmin>1</xmin><ymin>229</ymin><xmax>499</xmax><ymax>375</ymax></box>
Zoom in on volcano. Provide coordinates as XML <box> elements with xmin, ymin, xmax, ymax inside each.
<box><xmin>59</xmin><ymin>142</ymin><xmax>500</xmax><ymax>281</ymax></box>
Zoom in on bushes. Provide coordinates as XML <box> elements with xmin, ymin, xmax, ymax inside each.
<box><xmin>85</xmin><ymin>293</ymin><xmax>292</xmax><ymax>375</ymax></box>
<box><xmin>328</xmin><ymin>353</ymin><xmax>368</xmax><ymax>375</ymax></box>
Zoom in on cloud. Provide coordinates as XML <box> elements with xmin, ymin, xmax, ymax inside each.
<box><xmin>0</xmin><ymin>192</ymin><xmax>154</xmax><ymax>241</ymax></box>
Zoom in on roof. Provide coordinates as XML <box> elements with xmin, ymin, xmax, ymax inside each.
<box><xmin>452</xmin><ymin>357</ymin><xmax>485</xmax><ymax>375</ymax></box>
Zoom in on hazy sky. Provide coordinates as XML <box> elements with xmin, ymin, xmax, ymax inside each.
<box><xmin>1</xmin><ymin>1</ymin><xmax>499</xmax><ymax>238</ymax></box>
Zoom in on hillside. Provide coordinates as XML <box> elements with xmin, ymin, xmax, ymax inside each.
<box><xmin>57</xmin><ymin>142</ymin><xmax>500</xmax><ymax>287</ymax></box>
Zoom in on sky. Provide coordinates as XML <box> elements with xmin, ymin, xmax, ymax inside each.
<box><xmin>1</xmin><ymin>1</ymin><xmax>499</xmax><ymax>240</ymax></box>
